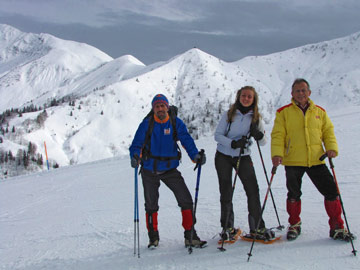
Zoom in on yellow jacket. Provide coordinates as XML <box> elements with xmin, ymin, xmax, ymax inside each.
<box><xmin>271</xmin><ymin>98</ymin><xmax>338</xmax><ymax>167</ymax></box>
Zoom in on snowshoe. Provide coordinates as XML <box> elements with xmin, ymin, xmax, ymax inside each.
<box><xmin>240</xmin><ymin>228</ymin><xmax>281</xmax><ymax>244</ymax></box>
<box><xmin>330</xmin><ymin>229</ymin><xmax>356</xmax><ymax>242</ymax></box>
<box><xmin>287</xmin><ymin>221</ymin><xmax>301</xmax><ymax>241</ymax></box>
<box><xmin>218</xmin><ymin>228</ymin><xmax>242</xmax><ymax>244</ymax></box>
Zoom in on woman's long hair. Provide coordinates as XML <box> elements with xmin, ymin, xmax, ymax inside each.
<box><xmin>227</xmin><ymin>86</ymin><xmax>261</xmax><ymax>123</ymax></box>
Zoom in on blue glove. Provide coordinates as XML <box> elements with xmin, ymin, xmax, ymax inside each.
<box><xmin>131</xmin><ymin>154</ymin><xmax>140</xmax><ymax>168</ymax></box>
<box><xmin>194</xmin><ymin>152</ymin><xmax>206</xmax><ymax>165</ymax></box>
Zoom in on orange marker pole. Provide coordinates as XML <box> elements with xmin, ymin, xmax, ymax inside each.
<box><xmin>44</xmin><ymin>141</ymin><xmax>49</xmax><ymax>170</ymax></box>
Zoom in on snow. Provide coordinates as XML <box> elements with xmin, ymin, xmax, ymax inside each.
<box><xmin>0</xmin><ymin>24</ymin><xmax>113</xmax><ymax>110</ymax></box>
<box><xmin>1</xmin><ymin>106</ymin><xmax>359</xmax><ymax>270</ymax></box>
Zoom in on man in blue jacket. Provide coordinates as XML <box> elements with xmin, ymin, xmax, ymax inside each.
<box><xmin>129</xmin><ymin>94</ymin><xmax>206</xmax><ymax>248</ymax></box>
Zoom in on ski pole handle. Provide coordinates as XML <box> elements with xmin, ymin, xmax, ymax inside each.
<box><xmin>319</xmin><ymin>153</ymin><xmax>334</xmax><ymax>168</ymax></box>
<box><xmin>194</xmin><ymin>149</ymin><xmax>205</xmax><ymax>171</ymax></box>
<box><xmin>319</xmin><ymin>153</ymin><xmax>328</xmax><ymax>161</ymax></box>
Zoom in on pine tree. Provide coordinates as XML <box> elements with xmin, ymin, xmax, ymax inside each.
<box><xmin>16</xmin><ymin>149</ymin><xmax>23</xmax><ymax>166</ymax></box>
<box><xmin>36</xmin><ymin>110</ymin><xmax>48</xmax><ymax>126</ymax></box>
<box><xmin>23</xmin><ymin>150</ymin><xmax>29</xmax><ymax>168</ymax></box>
<box><xmin>0</xmin><ymin>151</ymin><xmax>4</xmax><ymax>163</ymax></box>
<box><xmin>28</xmin><ymin>142</ymin><xmax>37</xmax><ymax>156</ymax></box>
<box><xmin>50</xmin><ymin>98</ymin><xmax>58</xmax><ymax>107</ymax></box>
<box><xmin>8</xmin><ymin>150</ymin><xmax>14</xmax><ymax>161</ymax></box>
<box><xmin>37</xmin><ymin>154</ymin><xmax>43</xmax><ymax>166</ymax></box>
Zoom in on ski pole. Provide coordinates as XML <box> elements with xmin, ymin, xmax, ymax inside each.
<box><xmin>247</xmin><ymin>166</ymin><xmax>277</xmax><ymax>262</ymax></box>
<box><xmin>320</xmin><ymin>154</ymin><xmax>357</xmax><ymax>256</ymax></box>
<box><xmin>255</xmin><ymin>141</ymin><xmax>284</xmax><ymax>230</ymax></box>
<box><xmin>134</xmin><ymin>166</ymin><xmax>140</xmax><ymax>258</ymax></box>
<box><xmin>218</xmin><ymin>142</ymin><xmax>245</xmax><ymax>252</ymax></box>
<box><xmin>189</xmin><ymin>149</ymin><xmax>205</xmax><ymax>254</ymax></box>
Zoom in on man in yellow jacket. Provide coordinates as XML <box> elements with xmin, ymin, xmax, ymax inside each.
<box><xmin>271</xmin><ymin>78</ymin><xmax>352</xmax><ymax>241</ymax></box>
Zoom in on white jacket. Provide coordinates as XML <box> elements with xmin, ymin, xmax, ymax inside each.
<box><xmin>215</xmin><ymin>110</ymin><xmax>266</xmax><ymax>157</ymax></box>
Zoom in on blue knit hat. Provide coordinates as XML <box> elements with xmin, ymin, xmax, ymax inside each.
<box><xmin>151</xmin><ymin>94</ymin><xmax>169</xmax><ymax>109</ymax></box>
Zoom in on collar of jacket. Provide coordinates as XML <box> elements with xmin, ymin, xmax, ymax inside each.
<box><xmin>235</xmin><ymin>108</ymin><xmax>253</xmax><ymax>116</ymax></box>
<box><xmin>291</xmin><ymin>98</ymin><xmax>314</xmax><ymax>109</ymax></box>
<box><xmin>154</xmin><ymin>113</ymin><xmax>170</xmax><ymax>123</ymax></box>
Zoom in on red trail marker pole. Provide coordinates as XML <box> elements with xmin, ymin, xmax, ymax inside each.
<box><xmin>44</xmin><ymin>141</ymin><xmax>49</xmax><ymax>170</ymax></box>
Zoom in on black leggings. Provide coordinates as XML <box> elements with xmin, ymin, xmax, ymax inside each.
<box><xmin>141</xmin><ymin>168</ymin><xmax>193</xmax><ymax>213</ymax></box>
<box><xmin>285</xmin><ymin>165</ymin><xmax>339</xmax><ymax>201</ymax></box>
<box><xmin>215</xmin><ymin>151</ymin><xmax>265</xmax><ymax>231</ymax></box>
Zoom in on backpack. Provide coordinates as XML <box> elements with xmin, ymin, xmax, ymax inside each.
<box><xmin>141</xmin><ymin>105</ymin><xmax>182</xmax><ymax>171</ymax></box>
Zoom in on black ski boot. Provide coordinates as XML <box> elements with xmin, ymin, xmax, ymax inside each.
<box><xmin>184</xmin><ymin>230</ymin><xmax>207</xmax><ymax>248</ymax></box>
<box><xmin>330</xmin><ymin>228</ymin><xmax>356</xmax><ymax>242</ymax></box>
<box><xmin>287</xmin><ymin>221</ymin><xmax>301</xmax><ymax>241</ymax></box>
<box><xmin>250</xmin><ymin>228</ymin><xmax>275</xmax><ymax>240</ymax></box>
<box><xmin>221</xmin><ymin>228</ymin><xmax>240</xmax><ymax>242</ymax></box>
<box><xmin>148</xmin><ymin>230</ymin><xmax>159</xmax><ymax>248</ymax></box>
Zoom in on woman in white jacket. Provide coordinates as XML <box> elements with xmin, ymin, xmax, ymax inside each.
<box><xmin>214</xmin><ymin>86</ymin><xmax>273</xmax><ymax>241</ymax></box>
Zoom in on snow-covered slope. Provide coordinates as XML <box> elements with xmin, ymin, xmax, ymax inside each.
<box><xmin>61</xmin><ymin>55</ymin><xmax>146</xmax><ymax>98</ymax></box>
<box><xmin>236</xmin><ymin>32</ymin><xmax>360</xmax><ymax>108</ymax></box>
<box><xmin>1</xmin><ymin>25</ymin><xmax>360</xmax><ymax>177</ymax></box>
<box><xmin>1</xmin><ymin>106</ymin><xmax>359</xmax><ymax>270</ymax></box>
<box><xmin>0</xmin><ymin>24</ymin><xmax>113</xmax><ymax>110</ymax></box>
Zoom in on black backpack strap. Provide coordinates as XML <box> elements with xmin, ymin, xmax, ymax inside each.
<box><xmin>141</xmin><ymin>115</ymin><xmax>154</xmax><ymax>164</ymax></box>
<box><xmin>169</xmin><ymin>112</ymin><xmax>182</xmax><ymax>161</ymax></box>
<box><xmin>141</xmin><ymin>110</ymin><xmax>182</xmax><ymax>172</ymax></box>
<box><xmin>225</xmin><ymin>121</ymin><xmax>232</xmax><ymax>137</ymax></box>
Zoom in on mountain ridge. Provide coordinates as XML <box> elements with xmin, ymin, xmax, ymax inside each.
<box><xmin>0</xmin><ymin>24</ymin><xmax>359</xmax><ymax>177</ymax></box>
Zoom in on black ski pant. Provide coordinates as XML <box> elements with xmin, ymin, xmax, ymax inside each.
<box><xmin>215</xmin><ymin>151</ymin><xmax>265</xmax><ymax>231</ymax></box>
<box><xmin>285</xmin><ymin>165</ymin><xmax>339</xmax><ymax>201</ymax></box>
<box><xmin>141</xmin><ymin>168</ymin><xmax>193</xmax><ymax>214</ymax></box>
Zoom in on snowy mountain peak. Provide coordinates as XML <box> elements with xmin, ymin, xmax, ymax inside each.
<box><xmin>0</xmin><ymin>24</ymin><xmax>23</xmax><ymax>43</ymax></box>
<box><xmin>0</xmin><ymin>24</ymin><xmax>114</xmax><ymax>110</ymax></box>
<box><xmin>1</xmin><ymin>24</ymin><xmax>360</xmax><ymax>178</ymax></box>
<box><xmin>115</xmin><ymin>54</ymin><xmax>145</xmax><ymax>67</ymax></box>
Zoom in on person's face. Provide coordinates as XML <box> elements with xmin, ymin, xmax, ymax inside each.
<box><xmin>239</xmin><ymin>89</ymin><xmax>254</xmax><ymax>107</ymax></box>
<box><xmin>153</xmin><ymin>103</ymin><xmax>168</xmax><ymax>120</ymax></box>
<box><xmin>292</xmin><ymin>82</ymin><xmax>311</xmax><ymax>106</ymax></box>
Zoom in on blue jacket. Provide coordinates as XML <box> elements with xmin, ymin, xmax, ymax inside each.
<box><xmin>129</xmin><ymin>113</ymin><xmax>199</xmax><ymax>172</ymax></box>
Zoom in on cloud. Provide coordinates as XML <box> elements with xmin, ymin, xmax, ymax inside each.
<box><xmin>0</xmin><ymin>0</ymin><xmax>205</xmax><ymax>27</ymax></box>
<box><xmin>1</xmin><ymin>0</ymin><xmax>359</xmax><ymax>65</ymax></box>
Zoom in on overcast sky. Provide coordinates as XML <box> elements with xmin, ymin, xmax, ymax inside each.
<box><xmin>1</xmin><ymin>0</ymin><xmax>360</xmax><ymax>65</ymax></box>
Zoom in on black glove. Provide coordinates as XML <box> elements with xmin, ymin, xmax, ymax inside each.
<box><xmin>194</xmin><ymin>152</ymin><xmax>206</xmax><ymax>165</ymax></box>
<box><xmin>231</xmin><ymin>137</ymin><xmax>247</xmax><ymax>149</ymax></box>
<box><xmin>131</xmin><ymin>153</ymin><xmax>140</xmax><ymax>168</ymax></box>
<box><xmin>250</xmin><ymin>123</ymin><xmax>264</xmax><ymax>141</ymax></box>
